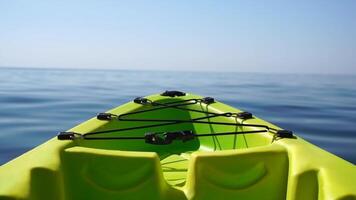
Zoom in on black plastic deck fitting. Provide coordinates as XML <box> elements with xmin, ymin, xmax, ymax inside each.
<box><xmin>237</xmin><ymin>111</ymin><xmax>253</xmax><ymax>120</ymax></box>
<box><xmin>202</xmin><ymin>97</ymin><xmax>215</xmax><ymax>104</ymax></box>
<box><xmin>161</xmin><ymin>90</ymin><xmax>186</xmax><ymax>97</ymax></box>
<box><xmin>57</xmin><ymin>132</ymin><xmax>76</xmax><ymax>140</ymax></box>
<box><xmin>144</xmin><ymin>130</ymin><xmax>195</xmax><ymax>145</ymax></box>
<box><xmin>97</xmin><ymin>113</ymin><xmax>113</xmax><ymax>121</ymax></box>
<box><xmin>133</xmin><ymin>97</ymin><xmax>150</xmax><ymax>105</ymax></box>
<box><xmin>276</xmin><ymin>130</ymin><xmax>294</xmax><ymax>138</ymax></box>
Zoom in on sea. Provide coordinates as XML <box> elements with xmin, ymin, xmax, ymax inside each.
<box><xmin>0</xmin><ymin>67</ymin><xmax>355</xmax><ymax>165</ymax></box>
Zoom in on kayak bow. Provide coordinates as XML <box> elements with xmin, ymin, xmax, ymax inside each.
<box><xmin>1</xmin><ymin>91</ymin><xmax>355</xmax><ymax>200</ymax></box>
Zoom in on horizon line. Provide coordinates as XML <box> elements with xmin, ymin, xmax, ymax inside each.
<box><xmin>1</xmin><ymin>65</ymin><xmax>356</xmax><ymax>76</ymax></box>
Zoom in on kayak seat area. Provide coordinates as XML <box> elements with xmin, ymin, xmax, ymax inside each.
<box><xmin>60</xmin><ymin>147</ymin><xmax>186</xmax><ymax>200</ymax></box>
<box><xmin>59</xmin><ymin>145</ymin><xmax>290</xmax><ymax>200</ymax></box>
<box><xmin>59</xmin><ymin>145</ymin><xmax>289</xmax><ymax>200</ymax></box>
<box><xmin>185</xmin><ymin>145</ymin><xmax>289</xmax><ymax>200</ymax></box>
<box><xmin>2</xmin><ymin>143</ymin><xmax>356</xmax><ymax>200</ymax></box>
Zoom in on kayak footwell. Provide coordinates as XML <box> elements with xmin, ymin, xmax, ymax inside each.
<box><xmin>161</xmin><ymin>153</ymin><xmax>190</xmax><ymax>187</ymax></box>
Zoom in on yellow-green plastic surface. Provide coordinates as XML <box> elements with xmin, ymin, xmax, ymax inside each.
<box><xmin>0</xmin><ymin>93</ymin><xmax>355</xmax><ymax>200</ymax></box>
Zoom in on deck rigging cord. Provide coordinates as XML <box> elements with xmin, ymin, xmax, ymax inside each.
<box><xmin>58</xmin><ymin>93</ymin><xmax>294</xmax><ymax>144</ymax></box>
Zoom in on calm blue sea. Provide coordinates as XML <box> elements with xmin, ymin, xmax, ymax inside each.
<box><xmin>0</xmin><ymin>67</ymin><xmax>355</xmax><ymax>165</ymax></box>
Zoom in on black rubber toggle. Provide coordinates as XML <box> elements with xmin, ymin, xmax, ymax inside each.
<box><xmin>97</xmin><ymin>113</ymin><xmax>113</xmax><ymax>120</ymax></box>
<box><xmin>237</xmin><ymin>112</ymin><xmax>253</xmax><ymax>120</ymax></box>
<box><xmin>144</xmin><ymin>130</ymin><xmax>195</xmax><ymax>145</ymax></box>
<box><xmin>134</xmin><ymin>97</ymin><xmax>150</xmax><ymax>105</ymax></box>
<box><xmin>165</xmin><ymin>130</ymin><xmax>195</xmax><ymax>142</ymax></box>
<box><xmin>161</xmin><ymin>90</ymin><xmax>186</xmax><ymax>97</ymax></box>
<box><xmin>144</xmin><ymin>133</ymin><xmax>165</xmax><ymax>145</ymax></box>
<box><xmin>276</xmin><ymin>130</ymin><xmax>294</xmax><ymax>138</ymax></box>
<box><xmin>57</xmin><ymin>132</ymin><xmax>76</xmax><ymax>140</ymax></box>
<box><xmin>202</xmin><ymin>97</ymin><xmax>215</xmax><ymax>104</ymax></box>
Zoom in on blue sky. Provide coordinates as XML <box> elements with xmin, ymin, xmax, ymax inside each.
<box><xmin>0</xmin><ymin>0</ymin><xmax>355</xmax><ymax>74</ymax></box>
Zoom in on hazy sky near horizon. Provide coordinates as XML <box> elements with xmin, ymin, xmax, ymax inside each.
<box><xmin>1</xmin><ymin>0</ymin><xmax>355</xmax><ymax>74</ymax></box>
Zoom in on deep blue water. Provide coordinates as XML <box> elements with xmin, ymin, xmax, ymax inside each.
<box><xmin>0</xmin><ymin>67</ymin><xmax>355</xmax><ymax>165</ymax></box>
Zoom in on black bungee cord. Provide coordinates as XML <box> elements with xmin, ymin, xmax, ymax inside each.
<box><xmin>58</xmin><ymin>95</ymin><xmax>294</xmax><ymax>144</ymax></box>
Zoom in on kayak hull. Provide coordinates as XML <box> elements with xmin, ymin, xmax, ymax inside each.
<box><xmin>1</xmin><ymin>93</ymin><xmax>355</xmax><ymax>200</ymax></box>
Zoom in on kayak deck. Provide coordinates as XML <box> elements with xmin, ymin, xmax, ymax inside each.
<box><xmin>72</xmin><ymin>95</ymin><xmax>273</xmax><ymax>190</ymax></box>
<box><xmin>1</xmin><ymin>92</ymin><xmax>355</xmax><ymax>200</ymax></box>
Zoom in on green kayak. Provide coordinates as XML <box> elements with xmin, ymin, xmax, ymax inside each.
<box><xmin>0</xmin><ymin>91</ymin><xmax>355</xmax><ymax>200</ymax></box>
